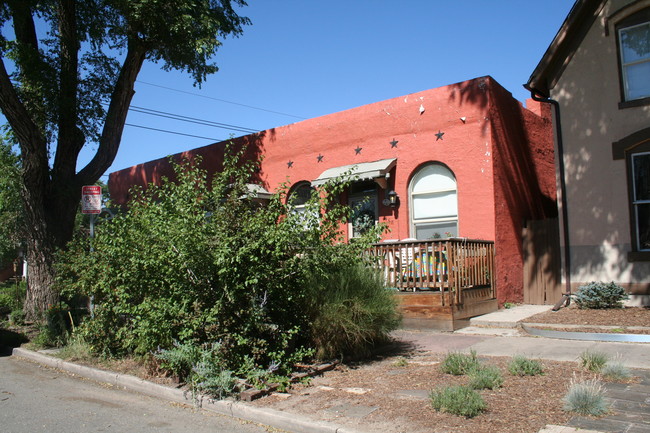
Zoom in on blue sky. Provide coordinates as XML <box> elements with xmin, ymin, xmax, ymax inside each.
<box><xmin>82</xmin><ymin>1</ymin><xmax>575</xmax><ymax>178</ymax></box>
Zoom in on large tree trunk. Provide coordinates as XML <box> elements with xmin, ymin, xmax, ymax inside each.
<box><xmin>22</xmin><ymin>173</ymin><xmax>80</xmax><ymax>321</ymax></box>
<box><xmin>24</xmin><ymin>236</ymin><xmax>58</xmax><ymax>320</ymax></box>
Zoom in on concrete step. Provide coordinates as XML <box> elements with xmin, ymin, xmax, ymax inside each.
<box><xmin>468</xmin><ymin>305</ymin><xmax>553</xmax><ymax>328</ymax></box>
<box><xmin>454</xmin><ymin>326</ymin><xmax>523</xmax><ymax>336</ymax></box>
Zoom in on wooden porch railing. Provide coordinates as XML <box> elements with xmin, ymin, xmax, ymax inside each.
<box><xmin>368</xmin><ymin>239</ymin><xmax>495</xmax><ymax>306</ymax></box>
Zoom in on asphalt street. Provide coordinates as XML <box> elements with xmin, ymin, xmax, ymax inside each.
<box><xmin>0</xmin><ymin>355</ymin><xmax>276</xmax><ymax>433</ymax></box>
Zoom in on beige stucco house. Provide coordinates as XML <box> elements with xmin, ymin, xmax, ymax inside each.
<box><xmin>526</xmin><ymin>0</ymin><xmax>650</xmax><ymax>305</ymax></box>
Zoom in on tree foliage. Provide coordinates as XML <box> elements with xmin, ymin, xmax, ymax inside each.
<box><xmin>0</xmin><ymin>0</ymin><xmax>250</xmax><ymax>319</ymax></box>
<box><xmin>0</xmin><ymin>140</ymin><xmax>22</xmax><ymax>268</ymax></box>
<box><xmin>56</xmin><ymin>146</ymin><xmax>394</xmax><ymax>373</ymax></box>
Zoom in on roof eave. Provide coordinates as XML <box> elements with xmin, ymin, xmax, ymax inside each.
<box><xmin>526</xmin><ymin>0</ymin><xmax>607</xmax><ymax>96</ymax></box>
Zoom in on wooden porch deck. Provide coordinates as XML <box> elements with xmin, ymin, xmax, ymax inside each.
<box><xmin>369</xmin><ymin>239</ymin><xmax>498</xmax><ymax>330</ymax></box>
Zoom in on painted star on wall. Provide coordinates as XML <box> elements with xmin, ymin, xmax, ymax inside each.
<box><xmin>390</xmin><ymin>139</ymin><xmax>398</xmax><ymax>148</ymax></box>
<box><xmin>435</xmin><ymin>131</ymin><xmax>445</xmax><ymax>141</ymax></box>
<box><xmin>287</xmin><ymin>160</ymin><xmax>294</xmax><ymax>168</ymax></box>
<box><xmin>317</xmin><ymin>154</ymin><xmax>324</xmax><ymax>162</ymax></box>
<box><xmin>355</xmin><ymin>146</ymin><xmax>363</xmax><ymax>155</ymax></box>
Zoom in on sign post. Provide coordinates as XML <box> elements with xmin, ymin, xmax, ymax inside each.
<box><xmin>81</xmin><ymin>185</ymin><xmax>102</xmax><ymax>317</ymax></box>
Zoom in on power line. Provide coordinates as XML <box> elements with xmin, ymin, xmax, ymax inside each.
<box><xmin>129</xmin><ymin>105</ymin><xmax>259</xmax><ymax>134</ymax></box>
<box><xmin>125</xmin><ymin>123</ymin><xmax>223</xmax><ymax>141</ymax></box>
<box><xmin>136</xmin><ymin>80</ymin><xmax>307</xmax><ymax>120</ymax></box>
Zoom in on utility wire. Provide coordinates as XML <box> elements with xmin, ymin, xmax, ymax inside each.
<box><xmin>136</xmin><ymin>80</ymin><xmax>307</xmax><ymax>120</ymax></box>
<box><xmin>125</xmin><ymin>123</ymin><xmax>223</xmax><ymax>141</ymax></box>
<box><xmin>128</xmin><ymin>105</ymin><xmax>259</xmax><ymax>134</ymax></box>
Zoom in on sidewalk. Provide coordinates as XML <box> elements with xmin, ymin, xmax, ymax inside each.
<box><xmin>10</xmin><ymin>305</ymin><xmax>650</xmax><ymax>433</ymax></box>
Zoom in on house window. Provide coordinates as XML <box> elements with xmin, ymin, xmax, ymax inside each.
<box><xmin>612</xmin><ymin>127</ymin><xmax>650</xmax><ymax>260</ymax></box>
<box><xmin>617</xmin><ymin>9</ymin><xmax>650</xmax><ymax>102</ymax></box>
<box><xmin>631</xmin><ymin>152</ymin><xmax>650</xmax><ymax>251</ymax></box>
<box><xmin>349</xmin><ymin>181</ymin><xmax>378</xmax><ymax>239</ymax></box>
<box><xmin>409</xmin><ymin>163</ymin><xmax>458</xmax><ymax>240</ymax></box>
<box><xmin>288</xmin><ymin>182</ymin><xmax>317</xmax><ymax>228</ymax></box>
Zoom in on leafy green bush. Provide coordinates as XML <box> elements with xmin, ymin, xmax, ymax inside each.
<box><xmin>468</xmin><ymin>365</ymin><xmax>503</xmax><ymax>390</ymax></box>
<box><xmin>440</xmin><ymin>350</ymin><xmax>481</xmax><ymax>375</ymax></box>
<box><xmin>430</xmin><ymin>385</ymin><xmax>486</xmax><ymax>418</ymax></box>
<box><xmin>56</xmin><ymin>146</ymin><xmax>388</xmax><ymax>373</ymax></box>
<box><xmin>508</xmin><ymin>355</ymin><xmax>544</xmax><ymax>376</ymax></box>
<box><xmin>31</xmin><ymin>304</ymin><xmax>78</xmax><ymax>348</ymax></box>
<box><xmin>574</xmin><ymin>281</ymin><xmax>629</xmax><ymax>309</ymax></box>
<box><xmin>155</xmin><ymin>341</ymin><xmax>203</xmax><ymax>380</ymax></box>
<box><xmin>155</xmin><ymin>341</ymin><xmax>240</xmax><ymax>400</ymax></box>
<box><xmin>8</xmin><ymin>308</ymin><xmax>24</xmax><ymax>326</ymax></box>
<box><xmin>306</xmin><ymin>263</ymin><xmax>400</xmax><ymax>360</ymax></box>
<box><xmin>579</xmin><ymin>350</ymin><xmax>608</xmax><ymax>372</ymax></box>
<box><xmin>0</xmin><ymin>280</ymin><xmax>26</xmax><ymax>312</ymax></box>
<box><xmin>563</xmin><ymin>378</ymin><xmax>609</xmax><ymax>416</ymax></box>
<box><xmin>0</xmin><ymin>292</ymin><xmax>13</xmax><ymax>311</ymax></box>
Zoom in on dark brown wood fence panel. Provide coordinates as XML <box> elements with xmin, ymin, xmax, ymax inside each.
<box><xmin>523</xmin><ymin>218</ymin><xmax>562</xmax><ymax>305</ymax></box>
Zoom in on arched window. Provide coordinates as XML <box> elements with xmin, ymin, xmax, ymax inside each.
<box><xmin>409</xmin><ymin>163</ymin><xmax>458</xmax><ymax>240</ymax></box>
<box><xmin>288</xmin><ymin>182</ymin><xmax>313</xmax><ymax>210</ymax></box>
<box><xmin>288</xmin><ymin>182</ymin><xmax>317</xmax><ymax>228</ymax></box>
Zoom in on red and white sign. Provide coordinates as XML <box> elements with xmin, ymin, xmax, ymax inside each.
<box><xmin>81</xmin><ymin>185</ymin><xmax>102</xmax><ymax>214</ymax></box>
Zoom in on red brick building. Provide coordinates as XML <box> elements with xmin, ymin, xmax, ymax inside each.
<box><xmin>109</xmin><ymin>76</ymin><xmax>557</xmax><ymax>304</ymax></box>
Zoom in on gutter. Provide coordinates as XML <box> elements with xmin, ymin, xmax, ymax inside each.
<box><xmin>523</xmin><ymin>84</ymin><xmax>572</xmax><ymax>310</ymax></box>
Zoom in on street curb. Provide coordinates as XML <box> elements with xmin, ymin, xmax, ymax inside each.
<box><xmin>11</xmin><ymin>347</ymin><xmax>366</xmax><ymax>433</ymax></box>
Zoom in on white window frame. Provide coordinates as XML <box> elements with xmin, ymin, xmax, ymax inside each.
<box><xmin>618</xmin><ymin>15</ymin><xmax>650</xmax><ymax>102</ymax></box>
<box><xmin>288</xmin><ymin>182</ymin><xmax>318</xmax><ymax>229</ymax></box>
<box><xmin>409</xmin><ymin>163</ymin><xmax>458</xmax><ymax>240</ymax></box>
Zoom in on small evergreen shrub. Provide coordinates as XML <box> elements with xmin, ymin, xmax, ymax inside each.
<box><xmin>508</xmin><ymin>355</ymin><xmax>544</xmax><ymax>376</ymax></box>
<box><xmin>579</xmin><ymin>350</ymin><xmax>608</xmax><ymax>372</ymax></box>
<box><xmin>468</xmin><ymin>365</ymin><xmax>504</xmax><ymax>390</ymax></box>
<box><xmin>430</xmin><ymin>385</ymin><xmax>486</xmax><ymax>418</ymax></box>
<box><xmin>440</xmin><ymin>350</ymin><xmax>481</xmax><ymax>375</ymax></box>
<box><xmin>574</xmin><ymin>281</ymin><xmax>629</xmax><ymax>309</ymax></box>
<box><xmin>563</xmin><ymin>378</ymin><xmax>609</xmax><ymax>416</ymax></box>
<box><xmin>601</xmin><ymin>361</ymin><xmax>632</xmax><ymax>381</ymax></box>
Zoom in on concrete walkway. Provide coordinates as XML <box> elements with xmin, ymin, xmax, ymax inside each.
<box><xmin>9</xmin><ymin>305</ymin><xmax>650</xmax><ymax>433</ymax></box>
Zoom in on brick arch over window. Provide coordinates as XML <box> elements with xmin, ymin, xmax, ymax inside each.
<box><xmin>612</xmin><ymin>127</ymin><xmax>650</xmax><ymax>259</ymax></box>
<box><xmin>408</xmin><ymin>162</ymin><xmax>458</xmax><ymax>240</ymax></box>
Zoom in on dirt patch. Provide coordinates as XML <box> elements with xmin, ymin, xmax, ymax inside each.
<box><xmin>525</xmin><ymin>306</ymin><xmax>650</xmax><ymax>331</ymax></box>
<box><xmin>250</xmin><ymin>353</ymin><xmax>587</xmax><ymax>433</ymax></box>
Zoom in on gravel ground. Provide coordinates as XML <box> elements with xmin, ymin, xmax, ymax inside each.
<box><xmin>525</xmin><ymin>306</ymin><xmax>650</xmax><ymax>332</ymax></box>
<box><xmin>250</xmin><ymin>353</ymin><xmax>589</xmax><ymax>433</ymax></box>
